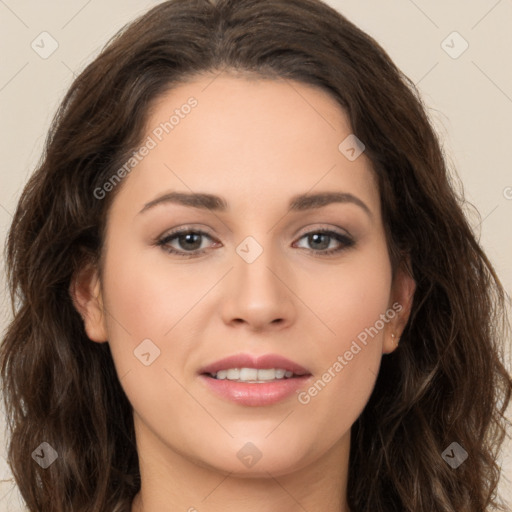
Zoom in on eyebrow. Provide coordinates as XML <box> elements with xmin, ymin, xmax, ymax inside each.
<box><xmin>138</xmin><ymin>191</ymin><xmax>372</xmax><ymax>218</ymax></box>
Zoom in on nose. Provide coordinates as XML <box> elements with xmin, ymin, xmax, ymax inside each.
<box><xmin>220</xmin><ymin>243</ymin><xmax>296</xmax><ymax>332</ymax></box>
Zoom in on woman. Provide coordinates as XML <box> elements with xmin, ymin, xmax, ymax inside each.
<box><xmin>1</xmin><ymin>0</ymin><xmax>511</xmax><ymax>511</ymax></box>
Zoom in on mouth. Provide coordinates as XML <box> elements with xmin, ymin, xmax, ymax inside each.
<box><xmin>204</xmin><ymin>367</ymin><xmax>309</xmax><ymax>382</ymax></box>
<box><xmin>198</xmin><ymin>353</ymin><xmax>312</xmax><ymax>406</ymax></box>
<box><xmin>198</xmin><ymin>352</ymin><xmax>311</xmax><ymax>380</ymax></box>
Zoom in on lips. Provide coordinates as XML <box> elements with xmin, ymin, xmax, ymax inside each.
<box><xmin>198</xmin><ymin>353</ymin><xmax>311</xmax><ymax>376</ymax></box>
<box><xmin>198</xmin><ymin>353</ymin><xmax>313</xmax><ymax>406</ymax></box>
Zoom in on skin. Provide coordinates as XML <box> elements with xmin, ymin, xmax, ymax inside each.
<box><xmin>71</xmin><ymin>72</ymin><xmax>415</xmax><ymax>512</ymax></box>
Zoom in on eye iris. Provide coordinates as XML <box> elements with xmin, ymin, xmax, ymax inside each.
<box><xmin>309</xmin><ymin>233</ymin><xmax>330</xmax><ymax>250</ymax></box>
<box><xmin>179</xmin><ymin>233</ymin><xmax>202</xmax><ymax>250</ymax></box>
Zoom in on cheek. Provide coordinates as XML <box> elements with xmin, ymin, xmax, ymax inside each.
<box><xmin>99</xmin><ymin>247</ymin><xmax>197</xmax><ymax>428</ymax></box>
<box><xmin>98</xmin><ymin>240</ymin><xmax>185</xmax><ymax>377</ymax></box>
<box><xmin>297</xmin><ymin>242</ymin><xmax>392</xmax><ymax>417</ymax></box>
<box><xmin>99</xmin><ymin>237</ymin><xmax>224</xmax><ymax>395</ymax></box>
<box><xmin>102</xmin><ymin>239</ymin><xmax>204</xmax><ymax>338</ymax></box>
<box><xmin>310</xmin><ymin>239</ymin><xmax>393</xmax><ymax>349</ymax></box>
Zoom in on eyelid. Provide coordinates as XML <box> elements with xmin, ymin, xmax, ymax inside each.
<box><xmin>157</xmin><ymin>223</ymin><xmax>351</xmax><ymax>242</ymax></box>
<box><xmin>294</xmin><ymin>223</ymin><xmax>352</xmax><ymax>238</ymax></box>
<box><xmin>291</xmin><ymin>227</ymin><xmax>355</xmax><ymax>256</ymax></box>
<box><xmin>157</xmin><ymin>227</ymin><xmax>218</xmax><ymax>246</ymax></box>
<box><xmin>159</xmin><ymin>225</ymin><xmax>216</xmax><ymax>238</ymax></box>
<box><xmin>156</xmin><ymin>223</ymin><xmax>355</xmax><ymax>257</ymax></box>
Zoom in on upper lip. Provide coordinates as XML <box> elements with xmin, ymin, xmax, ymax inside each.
<box><xmin>199</xmin><ymin>353</ymin><xmax>311</xmax><ymax>376</ymax></box>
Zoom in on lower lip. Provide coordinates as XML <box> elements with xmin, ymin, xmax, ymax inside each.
<box><xmin>199</xmin><ymin>374</ymin><xmax>312</xmax><ymax>406</ymax></box>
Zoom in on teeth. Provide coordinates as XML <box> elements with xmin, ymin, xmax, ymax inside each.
<box><xmin>239</xmin><ymin>368</ymin><xmax>258</xmax><ymax>381</ymax></box>
<box><xmin>226</xmin><ymin>368</ymin><xmax>239</xmax><ymax>380</ymax></box>
<box><xmin>210</xmin><ymin>368</ymin><xmax>298</xmax><ymax>381</ymax></box>
<box><xmin>256</xmin><ymin>368</ymin><xmax>276</xmax><ymax>380</ymax></box>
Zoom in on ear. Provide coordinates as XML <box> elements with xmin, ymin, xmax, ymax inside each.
<box><xmin>382</xmin><ymin>257</ymin><xmax>416</xmax><ymax>355</ymax></box>
<box><xmin>69</xmin><ymin>262</ymin><xmax>108</xmax><ymax>343</ymax></box>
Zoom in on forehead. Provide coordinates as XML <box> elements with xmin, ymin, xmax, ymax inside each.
<box><xmin>110</xmin><ymin>73</ymin><xmax>380</xmax><ymax>219</ymax></box>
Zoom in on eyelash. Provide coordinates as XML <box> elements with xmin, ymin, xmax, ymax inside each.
<box><xmin>155</xmin><ymin>226</ymin><xmax>355</xmax><ymax>259</ymax></box>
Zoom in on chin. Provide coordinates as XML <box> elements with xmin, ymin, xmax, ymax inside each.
<box><xmin>189</xmin><ymin>442</ymin><xmax>313</xmax><ymax>478</ymax></box>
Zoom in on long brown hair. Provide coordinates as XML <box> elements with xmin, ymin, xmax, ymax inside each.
<box><xmin>1</xmin><ymin>0</ymin><xmax>511</xmax><ymax>510</ymax></box>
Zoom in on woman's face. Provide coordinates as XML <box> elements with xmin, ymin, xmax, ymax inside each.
<box><xmin>74</xmin><ymin>73</ymin><xmax>414</xmax><ymax>478</ymax></box>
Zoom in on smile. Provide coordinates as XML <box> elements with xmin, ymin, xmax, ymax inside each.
<box><xmin>208</xmin><ymin>367</ymin><xmax>300</xmax><ymax>382</ymax></box>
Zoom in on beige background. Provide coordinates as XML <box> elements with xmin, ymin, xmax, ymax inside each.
<box><xmin>0</xmin><ymin>0</ymin><xmax>511</xmax><ymax>510</ymax></box>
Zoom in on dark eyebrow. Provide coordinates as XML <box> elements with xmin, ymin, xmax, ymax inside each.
<box><xmin>139</xmin><ymin>192</ymin><xmax>227</xmax><ymax>214</ymax></box>
<box><xmin>288</xmin><ymin>191</ymin><xmax>372</xmax><ymax>218</ymax></box>
<box><xmin>138</xmin><ymin>191</ymin><xmax>372</xmax><ymax>218</ymax></box>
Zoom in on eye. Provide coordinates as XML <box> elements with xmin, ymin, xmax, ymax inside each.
<box><xmin>155</xmin><ymin>226</ymin><xmax>355</xmax><ymax>258</ymax></box>
<box><xmin>156</xmin><ymin>228</ymin><xmax>218</xmax><ymax>258</ymax></box>
<box><xmin>294</xmin><ymin>229</ymin><xmax>355</xmax><ymax>256</ymax></box>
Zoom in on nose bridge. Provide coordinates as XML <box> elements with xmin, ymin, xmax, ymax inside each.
<box><xmin>234</xmin><ymin>234</ymin><xmax>284</xmax><ymax>299</ymax></box>
<box><xmin>221</xmin><ymin>233</ymin><xmax>295</xmax><ymax>329</ymax></box>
